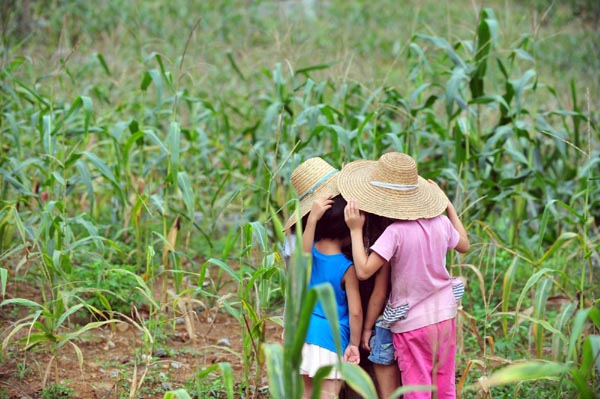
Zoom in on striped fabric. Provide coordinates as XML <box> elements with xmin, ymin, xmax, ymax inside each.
<box><xmin>452</xmin><ymin>280</ymin><xmax>465</xmax><ymax>302</ymax></box>
<box><xmin>382</xmin><ymin>302</ymin><xmax>409</xmax><ymax>324</ymax></box>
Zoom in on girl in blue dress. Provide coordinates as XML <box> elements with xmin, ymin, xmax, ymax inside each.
<box><xmin>300</xmin><ymin>195</ymin><xmax>362</xmax><ymax>399</ymax></box>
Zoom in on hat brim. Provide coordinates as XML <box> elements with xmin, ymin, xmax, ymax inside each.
<box><xmin>338</xmin><ymin>160</ymin><xmax>448</xmax><ymax>220</ymax></box>
<box><xmin>283</xmin><ymin>173</ymin><xmax>341</xmax><ymax>231</ymax></box>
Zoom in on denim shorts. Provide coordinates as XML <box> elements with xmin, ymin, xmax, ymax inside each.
<box><xmin>368</xmin><ymin>324</ymin><xmax>396</xmax><ymax>366</ymax></box>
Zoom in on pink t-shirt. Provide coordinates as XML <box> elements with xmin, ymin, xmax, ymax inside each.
<box><xmin>371</xmin><ymin>215</ymin><xmax>460</xmax><ymax>333</ymax></box>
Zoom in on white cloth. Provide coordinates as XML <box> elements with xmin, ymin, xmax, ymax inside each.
<box><xmin>300</xmin><ymin>343</ymin><xmax>342</xmax><ymax>379</ymax></box>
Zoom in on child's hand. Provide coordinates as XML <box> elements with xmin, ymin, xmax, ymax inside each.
<box><xmin>343</xmin><ymin>344</ymin><xmax>360</xmax><ymax>364</ymax></box>
<box><xmin>360</xmin><ymin>329</ymin><xmax>372</xmax><ymax>352</ymax></box>
<box><xmin>308</xmin><ymin>196</ymin><xmax>334</xmax><ymax>222</ymax></box>
<box><xmin>344</xmin><ymin>199</ymin><xmax>365</xmax><ymax>230</ymax></box>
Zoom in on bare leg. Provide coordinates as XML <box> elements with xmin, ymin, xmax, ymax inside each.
<box><xmin>373</xmin><ymin>364</ymin><xmax>401</xmax><ymax>399</ymax></box>
<box><xmin>321</xmin><ymin>379</ymin><xmax>343</xmax><ymax>399</ymax></box>
<box><xmin>302</xmin><ymin>375</ymin><xmax>313</xmax><ymax>399</ymax></box>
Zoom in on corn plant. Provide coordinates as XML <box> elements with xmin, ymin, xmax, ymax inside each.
<box><xmin>263</xmin><ymin>229</ymin><xmax>377</xmax><ymax>399</ymax></box>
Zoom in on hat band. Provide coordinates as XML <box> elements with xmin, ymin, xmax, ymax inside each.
<box><xmin>370</xmin><ymin>181</ymin><xmax>418</xmax><ymax>191</ymax></box>
<box><xmin>298</xmin><ymin>169</ymin><xmax>338</xmax><ymax>200</ymax></box>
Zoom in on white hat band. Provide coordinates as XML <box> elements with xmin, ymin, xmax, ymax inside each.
<box><xmin>370</xmin><ymin>181</ymin><xmax>419</xmax><ymax>191</ymax></box>
<box><xmin>298</xmin><ymin>169</ymin><xmax>339</xmax><ymax>200</ymax></box>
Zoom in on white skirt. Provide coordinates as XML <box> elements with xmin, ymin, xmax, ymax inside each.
<box><xmin>300</xmin><ymin>343</ymin><xmax>342</xmax><ymax>379</ymax></box>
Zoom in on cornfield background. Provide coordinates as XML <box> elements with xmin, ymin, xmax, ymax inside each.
<box><xmin>0</xmin><ymin>0</ymin><xmax>598</xmax><ymax>398</ymax></box>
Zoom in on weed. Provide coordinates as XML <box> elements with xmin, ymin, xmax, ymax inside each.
<box><xmin>70</xmin><ymin>261</ymin><xmax>149</xmax><ymax>317</ymax></box>
<box><xmin>40</xmin><ymin>383</ymin><xmax>74</xmax><ymax>399</ymax></box>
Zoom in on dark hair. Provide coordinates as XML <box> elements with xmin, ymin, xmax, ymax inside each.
<box><xmin>314</xmin><ymin>195</ymin><xmax>350</xmax><ymax>241</ymax></box>
<box><xmin>365</xmin><ymin>213</ymin><xmax>393</xmax><ymax>246</ymax></box>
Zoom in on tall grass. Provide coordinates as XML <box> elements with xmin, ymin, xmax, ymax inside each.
<box><xmin>0</xmin><ymin>0</ymin><xmax>598</xmax><ymax>397</ymax></box>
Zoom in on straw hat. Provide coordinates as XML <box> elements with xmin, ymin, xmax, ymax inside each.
<box><xmin>338</xmin><ymin>152</ymin><xmax>448</xmax><ymax>220</ymax></box>
<box><xmin>283</xmin><ymin>157</ymin><xmax>340</xmax><ymax>231</ymax></box>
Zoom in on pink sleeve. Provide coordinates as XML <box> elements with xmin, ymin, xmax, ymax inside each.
<box><xmin>370</xmin><ymin>225</ymin><xmax>395</xmax><ymax>261</ymax></box>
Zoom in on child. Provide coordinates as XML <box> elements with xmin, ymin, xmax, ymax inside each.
<box><xmin>283</xmin><ymin>157</ymin><xmax>341</xmax><ymax>265</ymax></box>
<box><xmin>340</xmin><ymin>152</ymin><xmax>470</xmax><ymax>399</ymax></box>
<box><xmin>342</xmin><ymin>211</ymin><xmax>400</xmax><ymax>399</ymax></box>
<box><xmin>281</xmin><ymin>157</ymin><xmax>341</xmax><ymax>342</ymax></box>
<box><xmin>301</xmin><ymin>195</ymin><xmax>362</xmax><ymax>399</ymax></box>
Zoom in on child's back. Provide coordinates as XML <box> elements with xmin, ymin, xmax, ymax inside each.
<box><xmin>300</xmin><ymin>195</ymin><xmax>362</xmax><ymax>399</ymax></box>
<box><xmin>305</xmin><ymin>245</ymin><xmax>353</xmax><ymax>354</ymax></box>
<box><xmin>372</xmin><ymin>217</ymin><xmax>460</xmax><ymax>333</ymax></box>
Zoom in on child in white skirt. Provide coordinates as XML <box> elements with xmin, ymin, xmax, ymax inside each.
<box><xmin>301</xmin><ymin>195</ymin><xmax>362</xmax><ymax>399</ymax></box>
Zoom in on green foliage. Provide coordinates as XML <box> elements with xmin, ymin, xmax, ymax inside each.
<box><xmin>187</xmin><ymin>363</ymin><xmax>235</xmax><ymax>399</ymax></box>
<box><xmin>70</xmin><ymin>261</ymin><xmax>149</xmax><ymax>316</ymax></box>
<box><xmin>0</xmin><ymin>0</ymin><xmax>598</xmax><ymax>397</ymax></box>
<box><xmin>40</xmin><ymin>383</ymin><xmax>74</xmax><ymax>399</ymax></box>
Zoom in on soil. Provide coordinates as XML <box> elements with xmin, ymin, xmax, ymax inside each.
<box><xmin>0</xmin><ymin>279</ymin><xmax>284</xmax><ymax>399</ymax></box>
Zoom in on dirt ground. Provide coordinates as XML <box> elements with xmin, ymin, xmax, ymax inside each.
<box><xmin>0</xmin><ymin>280</ymin><xmax>283</xmax><ymax>399</ymax></box>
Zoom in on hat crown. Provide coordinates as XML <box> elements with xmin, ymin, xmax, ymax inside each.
<box><xmin>291</xmin><ymin>157</ymin><xmax>337</xmax><ymax>196</ymax></box>
<box><xmin>372</xmin><ymin>152</ymin><xmax>418</xmax><ymax>186</ymax></box>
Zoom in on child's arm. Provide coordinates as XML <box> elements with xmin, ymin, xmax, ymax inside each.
<box><xmin>361</xmin><ymin>262</ymin><xmax>390</xmax><ymax>351</ymax></box>
<box><xmin>446</xmin><ymin>202</ymin><xmax>470</xmax><ymax>253</ymax></box>
<box><xmin>426</xmin><ymin>179</ymin><xmax>470</xmax><ymax>253</ymax></box>
<box><xmin>343</xmin><ymin>266</ymin><xmax>362</xmax><ymax>364</ymax></box>
<box><xmin>302</xmin><ymin>197</ymin><xmax>334</xmax><ymax>253</ymax></box>
<box><xmin>344</xmin><ymin>199</ymin><xmax>386</xmax><ymax>280</ymax></box>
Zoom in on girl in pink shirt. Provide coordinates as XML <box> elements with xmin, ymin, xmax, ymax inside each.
<box><xmin>339</xmin><ymin>152</ymin><xmax>470</xmax><ymax>399</ymax></box>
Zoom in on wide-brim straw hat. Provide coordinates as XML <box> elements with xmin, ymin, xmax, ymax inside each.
<box><xmin>338</xmin><ymin>152</ymin><xmax>448</xmax><ymax>220</ymax></box>
<box><xmin>283</xmin><ymin>157</ymin><xmax>340</xmax><ymax>231</ymax></box>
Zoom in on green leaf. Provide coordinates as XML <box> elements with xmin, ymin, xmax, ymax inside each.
<box><xmin>535</xmin><ymin>232</ymin><xmax>579</xmax><ymax>265</ymax></box>
<box><xmin>82</xmin><ymin>150</ymin><xmax>117</xmax><ymax>185</ymax></box>
<box><xmin>310</xmin><ymin>365</ymin><xmax>335</xmax><ymax>399</ymax></box>
<box><xmin>580</xmin><ymin>335</ymin><xmax>600</xmax><ymax>377</ymax></box>
<box><xmin>514</xmin><ymin>268</ymin><xmax>554</xmax><ymax>315</ymax></box>
<box><xmin>471</xmin><ymin>8</ymin><xmax>498</xmax><ymax>98</ymax></box>
<box><xmin>140</xmin><ymin>69</ymin><xmax>164</xmax><ymax>103</ymax></box>
<box><xmin>219</xmin><ymin>362</ymin><xmax>235</xmax><ymax>399</ymax></box>
<box><xmin>95</xmin><ymin>52</ymin><xmax>111</xmax><ymax>76</ymax></box>
<box><xmin>295</xmin><ymin>62</ymin><xmax>337</xmax><ymax>75</ymax></box>
<box><xmin>552</xmin><ymin>302</ymin><xmax>577</xmax><ymax>360</ymax></box>
<box><xmin>339</xmin><ymin>362</ymin><xmax>378</xmax><ymax>398</ymax></box>
<box><xmin>513</xmin><ymin>48</ymin><xmax>534</xmax><ymax>62</ymax></box>
<box><xmin>168</xmin><ymin>121</ymin><xmax>181</xmax><ymax>186</ymax></box>
<box><xmin>53</xmin><ymin>96</ymin><xmax>93</xmax><ymax>136</ymax></box>
<box><xmin>533</xmin><ymin>278</ymin><xmax>552</xmax><ymax>357</ymax></box>
<box><xmin>163</xmin><ymin>389</ymin><xmax>193</xmax><ymax>399</ymax></box>
<box><xmin>75</xmin><ymin>159</ymin><xmax>95</xmax><ymax>212</ymax></box>
<box><xmin>466</xmin><ymin>361</ymin><xmax>568</xmax><ymax>390</ymax></box>
<box><xmin>247</xmin><ymin>221</ymin><xmax>268</xmax><ymax>252</ymax></box>
<box><xmin>416</xmin><ymin>34</ymin><xmax>466</xmax><ymax>69</ymax></box>
<box><xmin>569</xmin><ymin>308</ymin><xmax>595</xmax><ymax>361</ymax></box>
<box><xmin>177</xmin><ymin>172</ymin><xmax>194</xmax><ymax>221</ymax></box>
<box><xmin>501</xmin><ymin>257</ymin><xmax>518</xmax><ymax>336</ymax></box>
<box><xmin>207</xmin><ymin>258</ymin><xmax>241</xmax><ymax>283</ymax></box>
<box><xmin>263</xmin><ymin>343</ymin><xmax>286</xmax><ymax>398</ymax></box>
<box><xmin>1</xmin><ymin>298</ymin><xmax>43</xmax><ymax>309</ymax></box>
<box><xmin>195</xmin><ymin>362</ymin><xmax>235</xmax><ymax>399</ymax></box>
<box><xmin>0</xmin><ymin>268</ymin><xmax>6</xmax><ymax>298</ymax></box>
<box><xmin>56</xmin><ymin>304</ymin><xmax>85</xmax><ymax>329</ymax></box>
<box><xmin>0</xmin><ymin>168</ymin><xmax>32</xmax><ymax>195</ymax></box>
<box><xmin>494</xmin><ymin>311</ymin><xmax>564</xmax><ymax>338</ymax></box>
<box><xmin>225</xmin><ymin>49</ymin><xmax>245</xmax><ymax>80</ymax></box>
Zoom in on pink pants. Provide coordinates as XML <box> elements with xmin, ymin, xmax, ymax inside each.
<box><xmin>392</xmin><ymin>318</ymin><xmax>456</xmax><ymax>399</ymax></box>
